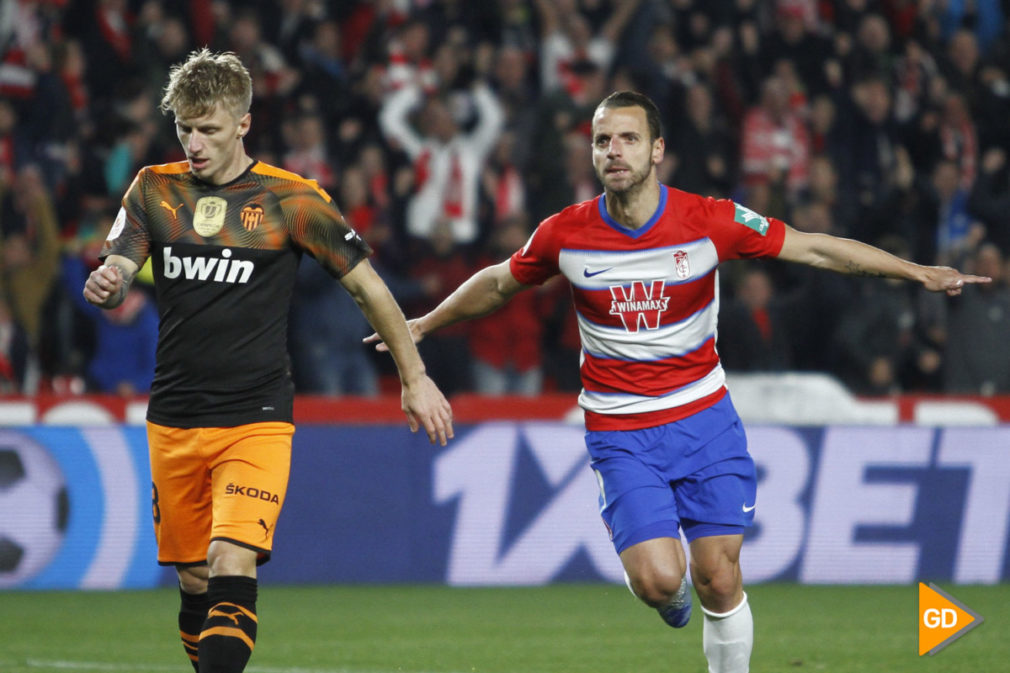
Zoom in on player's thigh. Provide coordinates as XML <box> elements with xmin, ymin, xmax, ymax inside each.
<box><xmin>147</xmin><ymin>421</ymin><xmax>214</xmax><ymax>565</ymax></box>
<box><xmin>208</xmin><ymin>422</ymin><xmax>294</xmax><ymax>553</ymax></box>
<box><xmin>587</xmin><ymin>429</ymin><xmax>681</xmax><ymax>554</ymax></box>
<box><xmin>675</xmin><ymin>455</ymin><xmax>757</xmax><ymax>543</ymax></box>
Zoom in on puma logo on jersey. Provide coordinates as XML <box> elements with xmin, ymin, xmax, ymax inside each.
<box><xmin>162</xmin><ymin>246</ymin><xmax>254</xmax><ymax>284</ymax></box>
<box><xmin>160</xmin><ymin>201</ymin><xmax>184</xmax><ymax>219</ymax></box>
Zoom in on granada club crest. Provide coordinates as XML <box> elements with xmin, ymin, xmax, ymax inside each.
<box><xmin>240</xmin><ymin>204</ymin><xmax>265</xmax><ymax>232</ymax></box>
<box><xmin>673</xmin><ymin>250</ymin><xmax>690</xmax><ymax>279</ymax></box>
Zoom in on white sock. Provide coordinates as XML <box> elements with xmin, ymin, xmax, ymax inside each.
<box><xmin>701</xmin><ymin>592</ymin><xmax>752</xmax><ymax>673</ymax></box>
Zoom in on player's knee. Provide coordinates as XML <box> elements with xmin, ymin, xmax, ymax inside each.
<box><xmin>207</xmin><ymin>540</ymin><xmax>258</xmax><ymax>577</ymax></box>
<box><xmin>177</xmin><ymin>565</ymin><xmax>209</xmax><ymax>594</ymax></box>
<box><xmin>691</xmin><ymin>563</ymin><xmax>740</xmax><ymax>603</ymax></box>
<box><xmin>627</xmin><ymin>566</ymin><xmax>685</xmax><ymax>608</ymax></box>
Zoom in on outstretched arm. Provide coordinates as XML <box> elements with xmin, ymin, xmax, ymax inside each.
<box><xmin>776</xmin><ymin>225</ymin><xmax>991</xmax><ymax>296</ymax></box>
<box><xmin>340</xmin><ymin>259</ymin><xmax>454</xmax><ymax>446</ymax></box>
<box><xmin>82</xmin><ymin>254</ymin><xmax>140</xmax><ymax>309</ymax></box>
<box><xmin>365</xmin><ymin>259</ymin><xmax>527</xmax><ymax>348</ymax></box>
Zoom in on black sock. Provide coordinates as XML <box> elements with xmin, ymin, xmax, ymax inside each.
<box><xmin>198</xmin><ymin>575</ymin><xmax>258</xmax><ymax>673</ymax></box>
<box><xmin>179</xmin><ymin>586</ymin><xmax>209</xmax><ymax>672</ymax></box>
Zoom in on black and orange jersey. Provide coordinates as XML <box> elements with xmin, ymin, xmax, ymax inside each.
<box><xmin>101</xmin><ymin>160</ymin><xmax>372</xmax><ymax>428</ymax></box>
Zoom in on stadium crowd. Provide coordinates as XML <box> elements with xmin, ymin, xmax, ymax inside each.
<box><xmin>1</xmin><ymin>0</ymin><xmax>1009</xmax><ymax>399</ymax></box>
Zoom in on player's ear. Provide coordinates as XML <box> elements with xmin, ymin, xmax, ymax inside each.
<box><xmin>237</xmin><ymin>112</ymin><xmax>251</xmax><ymax>139</ymax></box>
<box><xmin>652</xmin><ymin>137</ymin><xmax>665</xmax><ymax>165</ymax></box>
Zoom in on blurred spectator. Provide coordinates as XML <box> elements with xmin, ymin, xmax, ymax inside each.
<box><xmin>562</xmin><ymin>128</ymin><xmax>599</xmax><ymax>204</ymax></box>
<box><xmin>968</xmin><ymin>147</ymin><xmax>1010</xmax><ymax>254</ymax></box>
<box><xmin>847</xmin><ymin>13</ymin><xmax>895</xmax><ymax>82</ymax></box>
<box><xmin>406</xmin><ymin>220</ymin><xmax>476</xmax><ymax>396</ymax></box>
<box><xmin>37</xmin><ymin>207</ymin><xmax>104</xmax><ymax>390</ymax></box>
<box><xmin>469</xmin><ymin>216</ymin><xmax>546</xmax><ymax>395</ymax></box>
<box><xmin>102</xmin><ymin>115</ymin><xmax>158</xmax><ymax>199</ymax></box>
<box><xmin>935</xmin><ymin>0</ymin><xmax>1004</xmax><ymax>54</ymax></box>
<box><xmin>0</xmin><ymin>164</ymin><xmax>61</xmax><ymax>349</ymax></box>
<box><xmin>541</xmin><ymin>280</ymin><xmax>582</xmax><ymax>392</ymax></box>
<box><xmin>60</xmin><ymin>249</ymin><xmax>157</xmax><ymax>396</ymax></box>
<box><xmin>668</xmin><ymin>82</ymin><xmax>735</xmax><ymax>198</ymax></box>
<box><xmin>14</xmin><ymin>41</ymin><xmax>79</xmax><ymax>191</ymax></box>
<box><xmin>937</xmin><ymin>92</ymin><xmax>979</xmax><ymax>190</ymax></box>
<box><xmin>832</xmin><ymin>236</ymin><xmax>943</xmax><ymax>394</ymax></box>
<box><xmin>740</xmin><ymin>74</ymin><xmax>811</xmax><ymax>211</ymax></box>
<box><xmin>717</xmin><ymin>264</ymin><xmax>793</xmax><ymax>372</ymax></box>
<box><xmin>630</xmin><ymin>22</ymin><xmax>691</xmax><ymax>127</ymax></box>
<box><xmin>534</xmin><ymin>0</ymin><xmax>642</xmax><ymax>95</ymax></box>
<box><xmin>943</xmin><ymin>242</ymin><xmax>1010</xmax><ymax>394</ymax></box>
<box><xmin>805</xmin><ymin>154</ymin><xmax>857</xmax><ymax>237</ymax></box>
<box><xmin>64</xmin><ymin>0</ymin><xmax>135</xmax><ymax>110</ymax></box>
<box><xmin>490</xmin><ymin>44</ymin><xmax>538</xmax><ymax>167</ymax></box>
<box><xmin>339</xmin><ymin>164</ymin><xmax>379</xmax><ymax>240</ymax></box>
<box><xmin>228</xmin><ymin>7</ymin><xmax>300</xmax><ymax>98</ymax></box>
<box><xmin>833</xmin><ymin>75</ymin><xmax>905</xmax><ymax>243</ymax></box>
<box><xmin>0</xmin><ymin>297</ymin><xmax>29</xmax><ymax>393</ymax></box>
<box><xmin>760</xmin><ymin>0</ymin><xmax>835</xmax><ymax>96</ymax></box>
<box><xmin>259</xmin><ymin>0</ymin><xmax>323</xmax><ymax>68</ymax></box>
<box><xmin>0</xmin><ymin>99</ymin><xmax>30</xmax><ymax>178</ymax></box>
<box><xmin>528</xmin><ymin>59</ymin><xmax>607</xmax><ymax>222</ymax></box>
<box><xmin>892</xmin><ymin>40</ymin><xmax>940</xmax><ymax>125</ymax></box>
<box><xmin>927</xmin><ymin>159</ymin><xmax>985</xmax><ymax>267</ymax></box>
<box><xmin>716</xmin><ymin>3</ymin><xmax>764</xmax><ymax>122</ymax></box>
<box><xmin>379</xmin><ymin>79</ymin><xmax>503</xmax><ymax>245</ymax></box>
<box><xmin>382</xmin><ymin>17</ymin><xmax>435</xmax><ymax>96</ymax></box>
<box><xmin>498</xmin><ymin>0</ymin><xmax>539</xmax><ymax>55</ymax></box>
<box><xmin>226</xmin><ymin>6</ymin><xmax>300</xmax><ymax>153</ymax></box>
<box><xmin>940</xmin><ymin>28</ymin><xmax>983</xmax><ymax>105</ymax></box>
<box><xmin>358</xmin><ymin>143</ymin><xmax>392</xmax><ymax>215</ymax></box>
<box><xmin>288</xmin><ymin>255</ymin><xmax>379</xmax><ymax>396</ymax></box>
<box><xmin>481</xmin><ymin>131</ymin><xmax>526</xmax><ymax>226</ymax></box>
<box><xmin>134</xmin><ymin>9</ymin><xmax>192</xmax><ymax>108</ymax></box>
<box><xmin>775</xmin><ymin>201</ymin><xmax>857</xmax><ymax>373</ymax></box>
<box><xmin>296</xmin><ymin>19</ymin><xmax>352</xmax><ymax>126</ymax></box>
<box><xmin>283</xmin><ymin>113</ymin><xmax>336</xmax><ymax>190</ymax></box>
<box><xmin>808</xmin><ymin>94</ymin><xmax>838</xmax><ymax>158</ymax></box>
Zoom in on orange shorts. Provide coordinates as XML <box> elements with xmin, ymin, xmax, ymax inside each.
<box><xmin>147</xmin><ymin>421</ymin><xmax>294</xmax><ymax>566</ymax></box>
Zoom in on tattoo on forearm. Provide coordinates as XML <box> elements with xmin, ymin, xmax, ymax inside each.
<box><xmin>105</xmin><ymin>263</ymin><xmax>135</xmax><ymax>308</ymax></box>
<box><xmin>844</xmin><ymin>261</ymin><xmax>887</xmax><ymax>278</ymax></box>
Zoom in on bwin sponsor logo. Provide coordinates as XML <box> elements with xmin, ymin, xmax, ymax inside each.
<box><xmin>163</xmin><ymin>246</ymin><xmax>254</xmax><ymax>283</ymax></box>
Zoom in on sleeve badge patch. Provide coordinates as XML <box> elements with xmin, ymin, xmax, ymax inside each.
<box><xmin>733</xmin><ymin>203</ymin><xmax>770</xmax><ymax>235</ymax></box>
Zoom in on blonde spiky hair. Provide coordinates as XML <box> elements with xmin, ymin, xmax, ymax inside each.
<box><xmin>159</xmin><ymin>48</ymin><xmax>252</xmax><ymax>119</ymax></box>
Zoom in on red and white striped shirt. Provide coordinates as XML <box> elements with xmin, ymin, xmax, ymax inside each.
<box><xmin>510</xmin><ymin>185</ymin><xmax>786</xmax><ymax>431</ymax></box>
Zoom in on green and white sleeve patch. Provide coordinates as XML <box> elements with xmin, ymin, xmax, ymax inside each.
<box><xmin>733</xmin><ymin>203</ymin><xmax>770</xmax><ymax>235</ymax></box>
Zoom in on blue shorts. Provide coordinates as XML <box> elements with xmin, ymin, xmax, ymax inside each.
<box><xmin>586</xmin><ymin>395</ymin><xmax>756</xmax><ymax>553</ymax></box>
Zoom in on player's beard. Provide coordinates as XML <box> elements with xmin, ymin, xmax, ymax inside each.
<box><xmin>597</xmin><ymin>156</ymin><xmax>654</xmax><ymax>199</ymax></box>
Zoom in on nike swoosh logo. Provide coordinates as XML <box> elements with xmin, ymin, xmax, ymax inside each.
<box><xmin>583</xmin><ymin>267</ymin><xmax>613</xmax><ymax>278</ymax></box>
<box><xmin>742</xmin><ymin>504</ymin><xmax>756</xmax><ymax>513</ymax></box>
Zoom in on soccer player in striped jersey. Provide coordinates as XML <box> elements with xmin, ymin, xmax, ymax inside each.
<box><xmin>83</xmin><ymin>49</ymin><xmax>453</xmax><ymax>673</ymax></box>
<box><xmin>366</xmin><ymin>90</ymin><xmax>988</xmax><ymax>672</ymax></box>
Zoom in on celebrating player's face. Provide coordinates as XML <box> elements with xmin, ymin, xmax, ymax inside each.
<box><xmin>591</xmin><ymin>106</ymin><xmax>661</xmax><ymax>196</ymax></box>
<box><xmin>175</xmin><ymin>102</ymin><xmax>251</xmax><ymax>185</ymax></box>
